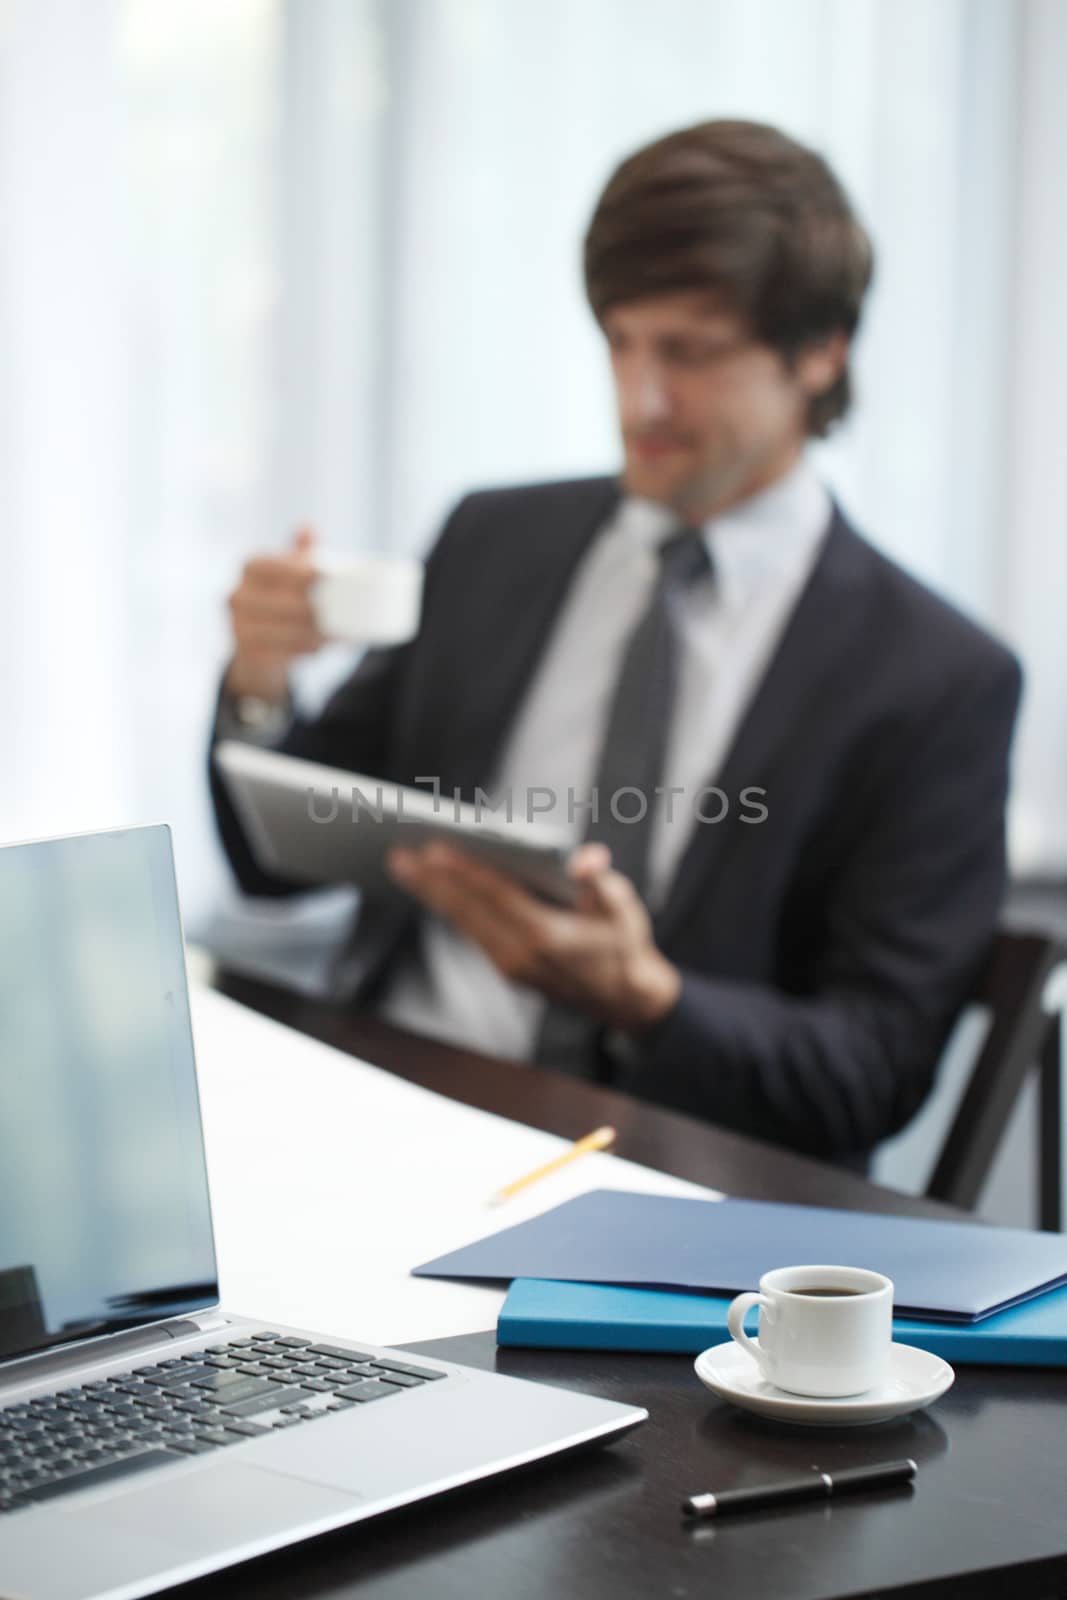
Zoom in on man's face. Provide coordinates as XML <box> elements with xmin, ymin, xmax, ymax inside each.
<box><xmin>604</xmin><ymin>290</ymin><xmax>842</xmax><ymax>518</ymax></box>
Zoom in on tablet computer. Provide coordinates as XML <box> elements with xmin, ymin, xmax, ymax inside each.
<box><xmin>214</xmin><ymin>740</ymin><xmax>578</xmax><ymax>906</ymax></box>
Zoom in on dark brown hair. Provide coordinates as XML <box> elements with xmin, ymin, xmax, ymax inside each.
<box><xmin>584</xmin><ymin>120</ymin><xmax>873</xmax><ymax>436</ymax></box>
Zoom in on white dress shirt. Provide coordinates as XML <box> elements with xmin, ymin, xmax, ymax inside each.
<box><xmin>377</xmin><ymin>457</ymin><xmax>831</xmax><ymax>1059</ymax></box>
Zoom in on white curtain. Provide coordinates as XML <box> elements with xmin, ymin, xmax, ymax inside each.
<box><xmin>1</xmin><ymin>0</ymin><xmax>1064</xmax><ymax>929</ymax></box>
<box><xmin>1</xmin><ymin>0</ymin><xmax>280</xmax><ymax>919</ymax></box>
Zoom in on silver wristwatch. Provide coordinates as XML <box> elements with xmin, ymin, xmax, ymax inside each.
<box><xmin>233</xmin><ymin>695</ymin><xmax>290</xmax><ymax>735</ymax></box>
<box><xmin>218</xmin><ymin>691</ymin><xmax>293</xmax><ymax>746</ymax></box>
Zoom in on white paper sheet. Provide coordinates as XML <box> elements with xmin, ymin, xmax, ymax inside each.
<box><xmin>189</xmin><ymin>985</ymin><xmax>721</xmax><ymax>1346</ymax></box>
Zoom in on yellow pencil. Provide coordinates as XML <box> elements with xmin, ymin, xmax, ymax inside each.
<box><xmin>490</xmin><ymin>1125</ymin><xmax>617</xmax><ymax>1205</ymax></box>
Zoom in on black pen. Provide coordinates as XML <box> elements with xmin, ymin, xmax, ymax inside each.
<box><xmin>682</xmin><ymin>1458</ymin><xmax>917</xmax><ymax>1519</ymax></box>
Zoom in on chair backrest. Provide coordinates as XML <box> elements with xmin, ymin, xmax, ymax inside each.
<box><xmin>926</xmin><ymin>928</ymin><xmax>1067</xmax><ymax>1214</ymax></box>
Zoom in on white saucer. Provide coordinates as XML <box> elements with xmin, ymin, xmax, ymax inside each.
<box><xmin>694</xmin><ymin>1341</ymin><xmax>954</xmax><ymax>1426</ymax></box>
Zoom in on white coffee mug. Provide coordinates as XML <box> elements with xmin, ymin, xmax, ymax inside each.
<box><xmin>726</xmin><ymin>1264</ymin><xmax>893</xmax><ymax>1397</ymax></box>
<box><xmin>310</xmin><ymin>553</ymin><xmax>423</xmax><ymax>646</ymax></box>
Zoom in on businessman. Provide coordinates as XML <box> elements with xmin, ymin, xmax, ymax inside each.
<box><xmin>210</xmin><ymin>119</ymin><xmax>1022</xmax><ymax>1166</ymax></box>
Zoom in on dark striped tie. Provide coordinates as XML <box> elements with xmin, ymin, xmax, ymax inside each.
<box><xmin>532</xmin><ymin>525</ymin><xmax>712</xmax><ymax>1074</ymax></box>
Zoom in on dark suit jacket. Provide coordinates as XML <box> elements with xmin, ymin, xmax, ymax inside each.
<box><xmin>210</xmin><ymin>476</ymin><xmax>1023</xmax><ymax>1163</ymax></box>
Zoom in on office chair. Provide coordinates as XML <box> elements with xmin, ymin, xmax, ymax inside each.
<box><xmin>926</xmin><ymin>929</ymin><xmax>1067</xmax><ymax>1228</ymax></box>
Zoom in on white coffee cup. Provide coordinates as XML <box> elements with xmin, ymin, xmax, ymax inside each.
<box><xmin>726</xmin><ymin>1264</ymin><xmax>893</xmax><ymax>1397</ymax></box>
<box><xmin>310</xmin><ymin>552</ymin><xmax>423</xmax><ymax>646</ymax></box>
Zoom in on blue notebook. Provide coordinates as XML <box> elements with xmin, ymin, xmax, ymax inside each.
<box><xmin>498</xmin><ymin>1277</ymin><xmax>1067</xmax><ymax>1366</ymax></box>
<box><xmin>413</xmin><ymin>1189</ymin><xmax>1067</xmax><ymax>1322</ymax></box>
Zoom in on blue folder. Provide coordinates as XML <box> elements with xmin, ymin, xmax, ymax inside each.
<box><xmin>413</xmin><ymin>1189</ymin><xmax>1067</xmax><ymax>1322</ymax></box>
<box><xmin>497</xmin><ymin>1277</ymin><xmax>1067</xmax><ymax>1366</ymax></box>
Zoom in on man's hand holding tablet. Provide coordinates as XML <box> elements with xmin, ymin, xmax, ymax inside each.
<box><xmin>387</xmin><ymin>838</ymin><xmax>682</xmax><ymax>1032</ymax></box>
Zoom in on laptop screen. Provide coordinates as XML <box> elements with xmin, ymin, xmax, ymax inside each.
<box><xmin>0</xmin><ymin>825</ymin><xmax>218</xmax><ymax>1363</ymax></box>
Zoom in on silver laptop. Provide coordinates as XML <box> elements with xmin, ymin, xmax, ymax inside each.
<box><xmin>0</xmin><ymin>825</ymin><xmax>645</xmax><ymax>1600</ymax></box>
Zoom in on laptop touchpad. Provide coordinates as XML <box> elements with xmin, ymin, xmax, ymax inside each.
<box><xmin>60</xmin><ymin>1460</ymin><xmax>361</xmax><ymax>1555</ymax></box>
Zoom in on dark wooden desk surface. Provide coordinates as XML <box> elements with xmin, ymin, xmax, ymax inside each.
<box><xmin>191</xmin><ymin>970</ymin><xmax>1067</xmax><ymax>1600</ymax></box>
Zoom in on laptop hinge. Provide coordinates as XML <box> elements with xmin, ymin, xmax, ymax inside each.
<box><xmin>189</xmin><ymin>1313</ymin><xmax>230</xmax><ymax>1333</ymax></box>
<box><xmin>0</xmin><ymin>1313</ymin><xmax>230</xmax><ymax>1392</ymax></box>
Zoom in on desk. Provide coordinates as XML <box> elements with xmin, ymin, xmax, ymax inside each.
<box><xmin>196</xmin><ymin>969</ymin><xmax>1067</xmax><ymax>1600</ymax></box>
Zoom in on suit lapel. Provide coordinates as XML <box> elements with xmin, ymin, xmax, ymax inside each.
<box><xmin>443</xmin><ymin>478</ymin><xmax>621</xmax><ymax>794</ymax></box>
<box><xmin>653</xmin><ymin>506</ymin><xmax>878</xmax><ymax>946</ymax></box>
<box><xmin>352</xmin><ymin>480</ymin><xmax>621</xmax><ymax>997</ymax></box>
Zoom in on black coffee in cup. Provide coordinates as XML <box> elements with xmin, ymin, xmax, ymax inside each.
<box><xmin>728</xmin><ymin>1264</ymin><xmax>894</xmax><ymax>1395</ymax></box>
<box><xmin>789</xmin><ymin>1286</ymin><xmax>866</xmax><ymax>1297</ymax></box>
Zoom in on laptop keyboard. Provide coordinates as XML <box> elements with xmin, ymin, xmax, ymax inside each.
<box><xmin>0</xmin><ymin>1332</ymin><xmax>444</xmax><ymax>1514</ymax></box>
